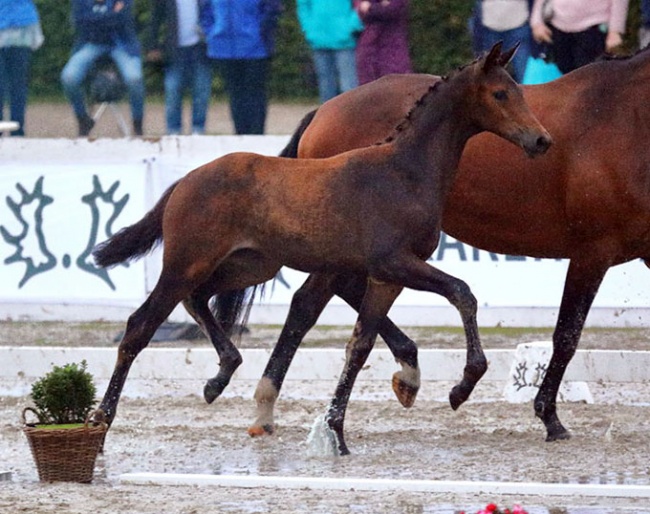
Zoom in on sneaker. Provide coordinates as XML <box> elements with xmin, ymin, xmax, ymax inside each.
<box><xmin>77</xmin><ymin>114</ymin><xmax>95</xmax><ymax>137</ymax></box>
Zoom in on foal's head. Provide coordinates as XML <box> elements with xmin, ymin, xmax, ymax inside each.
<box><xmin>464</xmin><ymin>42</ymin><xmax>552</xmax><ymax>157</ymax></box>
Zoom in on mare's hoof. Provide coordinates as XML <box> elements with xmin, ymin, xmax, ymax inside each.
<box><xmin>449</xmin><ymin>383</ymin><xmax>473</xmax><ymax>411</ymax></box>
<box><xmin>247</xmin><ymin>424</ymin><xmax>274</xmax><ymax>437</ymax></box>
<box><xmin>392</xmin><ymin>373</ymin><xmax>419</xmax><ymax>408</ymax></box>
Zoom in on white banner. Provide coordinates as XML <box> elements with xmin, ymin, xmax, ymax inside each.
<box><xmin>1</xmin><ymin>137</ymin><xmax>649</xmax><ymax>327</ymax></box>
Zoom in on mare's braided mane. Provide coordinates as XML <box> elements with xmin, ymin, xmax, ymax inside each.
<box><xmin>597</xmin><ymin>44</ymin><xmax>650</xmax><ymax>62</ymax></box>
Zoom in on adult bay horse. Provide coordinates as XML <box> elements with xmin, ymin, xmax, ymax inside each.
<box><xmin>248</xmin><ymin>47</ymin><xmax>650</xmax><ymax>444</ymax></box>
<box><xmin>93</xmin><ymin>43</ymin><xmax>551</xmax><ymax>455</ymax></box>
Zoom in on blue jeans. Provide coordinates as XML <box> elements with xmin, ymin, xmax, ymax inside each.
<box><xmin>61</xmin><ymin>43</ymin><xmax>145</xmax><ymax>122</ymax></box>
<box><xmin>476</xmin><ymin>23</ymin><xmax>532</xmax><ymax>83</ymax></box>
<box><xmin>0</xmin><ymin>46</ymin><xmax>32</xmax><ymax>136</ymax></box>
<box><xmin>216</xmin><ymin>58</ymin><xmax>269</xmax><ymax>135</ymax></box>
<box><xmin>312</xmin><ymin>48</ymin><xmax>358</xmax><ymax>103</ymax></box>
<box><xmin>164</xmin><ymin>44</ymin><xmax>212</xmax><ymax>135</ymax></box>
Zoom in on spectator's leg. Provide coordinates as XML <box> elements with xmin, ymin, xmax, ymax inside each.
<box><xmin>111</xmin><ymin>47</ymin><xmax>145</xmax><ymax>135</ymax></box>
<box><xmin>572</xmin><ymin>25</ymin><xmax>607</xmax><ymax>70</ymax></box>
<box><xmin>312</xmin><ymin>50</ymin><xmax>338</xmax><ymax>103</ymax></box>
<box><xmin>61</xmin><ymin>43</ymin><xmax>105</xmax><ymax>136</ymax></box>
<box><xmin>190</xmin><ymin>44</ymin><xmax>212</xmax><ymax>134</ymax></box>
<box><xmin>241</xmin><ymin>58</ymin><xmax>269</xmax><ymax>135</ymax></box>
<box><xmin>0</xmin><ymin>48</ymin><xmax>7</xmax><ymax>123</ymax></box>
<box><xmin>335</xmin><ymin>48</ymin><xmax>358</xmax><ymax>94</ymax></box>
<box><xmin>220</xmin><ymin>58</ymin><xmax>269</xmax><ymax>135</ymax></box>
<box><xmin>217</xmin><ymin>59</ymin><xmax>240</xmax><ymax>133</ymax></box>
<box><xmin>3</xmin><ymin>47</ymin><xmax>31</xmax><ymax>136</ymax></box>
<box><xmin>549</xmin><ymin>25</ymin><xmax>576</xmax><ymax>74</ymax></box>
<box><xmin>164</xmin><ymin>52</ymin><xmax>184</xmax><ymax>135</ymax></box>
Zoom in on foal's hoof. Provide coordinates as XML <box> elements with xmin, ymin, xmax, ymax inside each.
<box><xmin>392</xmin><ymin>372</ymin><xmax>419</xmax><ymax>408</ymax></box>
<box><xmin>247</xmin><ymin>424</ymin><xmax>274</xmax><ymax>437</ymax></box>
<box><xmin>203</xmin><ymin>379</ymin><xmax>225</xmax><ymax>404</ymax></box>
<box><xmin>545</xmin><ymin>424</ymin><xmax>572</xmax><ymax>442</ymax></box>
<box><xmin>449</xmin><ymin>382</ymin><xmax>474</xmax><ymax>411</ymax></box>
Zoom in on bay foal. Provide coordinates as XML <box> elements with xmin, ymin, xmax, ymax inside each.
<box><xmin>94</xmin><ymin>43</ymin><xmax>550</xmax><ymax>454</ymax></box>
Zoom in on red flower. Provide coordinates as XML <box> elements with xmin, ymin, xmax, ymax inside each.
<box><xmin>486</xmin><ymin>504</ymin><xmax>498</xmax><ymax>512</ymax></box>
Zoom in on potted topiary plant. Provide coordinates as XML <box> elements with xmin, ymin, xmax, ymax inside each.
<box><xmin>21</xmin><ymin>360</ymin><xmax>107</xmax><ymax>483</ymax></box>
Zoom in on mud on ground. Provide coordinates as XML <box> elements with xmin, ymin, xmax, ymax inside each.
<box><xmin>1</xmin><ymin>322</ymin><xmax>650</xmax><ymax>513</ymax></box>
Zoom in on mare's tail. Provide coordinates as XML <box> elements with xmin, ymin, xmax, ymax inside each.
<box><xmin>278</xmin><ymin>108</ymin><xmax>318</xmax><ymax>158</ymax></box>
<box><xmin>209</xmin><ymin>285</ymin><xmax>265</xmax><ymax>340</ymax></box>
<box><xmin>93</xmin><ymin>181</ymin><xmax>180</xmax><ymax>268</ymax></box>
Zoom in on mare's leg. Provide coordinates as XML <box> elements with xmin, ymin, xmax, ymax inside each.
<box><xmin>534</xmin><ymin>258</ymin><xmax>608</xmax><ymax>441</ymax></box>
<box><xmin>373</xmin><ymin>257</ymin><xmax>487</xmax><ymax>411</ymax></box>
<box><xmin>183</xmin><ymin>293</ymin><xmax>243</xmax><ymax>404</ymax></box>
<box><xmin>98</xmin><ymin>275</ymin><xmax>189</xmax><ymax>425</ymax></box>
<box><xmin>325</xmin><ymin>279</ymin><xmax>403</xmax><ymax>455</ymax></box>
<box><xmin>332</xmin><ymin>274</ymin><xmax>420</xmax><ymax>408</ymax></box>
<box><xmin>249</xmin><ymin>274</ymin><xmax>338</xmax><ymax>436</ymax></box>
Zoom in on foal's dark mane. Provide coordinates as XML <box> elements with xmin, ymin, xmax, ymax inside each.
<box><xmin>379</xmin><ymin>81</ymin><xmax>443</xmax><ymax>145</ymax></box>
<box><xmin>378</xmin><ymin>57</ymin><xmax>483</xmax><ymax>145</ymax></box>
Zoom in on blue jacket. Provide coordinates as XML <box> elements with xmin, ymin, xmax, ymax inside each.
<box><xmin>199</xmin><ymin>0</ymin><xmax>282</xmax><ymax>59</ymax></box>
<box><xmin>70</xmin><ymin>0</ymin><xmax>140</xmax><ymax>56</ymax></box>
<box><xmin>0</xmin><ymin>0</ymin><xmax>39</xmax><ymax>30</ymax></box>
<box><xmin>297</xmin><ymin>0</ymin><xmax>363</xmax><ymax>50</ymax></box>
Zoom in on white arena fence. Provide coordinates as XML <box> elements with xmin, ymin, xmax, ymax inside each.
<box><xmin>2</xmin><ymin>345</ymin><xmax>650</xmax><ymax>402</ymax></box>
<box><xmin>1</xmin><ymin>136</ymin><xmax>650</xmax><ymax>328</ymax></box>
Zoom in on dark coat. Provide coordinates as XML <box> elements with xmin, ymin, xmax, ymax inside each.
<box><xmin>146</xmin><ymin>0</ymin><xmax>204</xmax><ymax>62</ymax></box>
<box><xmin>70</xmin><ymin>0</ymin><xmax>140</xmax><ymax>56</ymax></box>
<box><xmin>354</xmin><ymin>0</ymin><xmax>412</xmax><ymax>85</ymax></box>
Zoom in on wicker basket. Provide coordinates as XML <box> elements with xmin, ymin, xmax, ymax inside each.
<box><xmin>22</xmin><ymin>408</ymin><xmax>107</xmax><ymax>483</ymax></box>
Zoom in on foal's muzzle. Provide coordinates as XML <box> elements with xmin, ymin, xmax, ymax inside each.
<box><xmin>522</xmin><ymin>131</ymin><xmax>553</xmax><ymax>158</ymax></box>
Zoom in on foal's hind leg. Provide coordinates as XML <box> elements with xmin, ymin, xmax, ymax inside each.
<box><xmin>98</xmin><ymin>278</ymin><xmax>189</xmax><ymax>425</ymax></box>
<box><xmin>248</xmin><ymin>274</ymin><xmax>338</xmax><ymax>436</ymax></box>
<box><xmin>183</xmin><ymin>293</ymin><xmax>243</xmax><ymax>404</ymax></box>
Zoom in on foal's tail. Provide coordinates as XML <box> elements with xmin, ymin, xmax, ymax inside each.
<box><xmin>93</xmin><ymin>181</ymin><xmax>180</xmax><ymax>268</ymax></box>
<box><xmin>278</xmin><ymin>108</ymin><xmax>318</xmax><ymax>158</ymax></box>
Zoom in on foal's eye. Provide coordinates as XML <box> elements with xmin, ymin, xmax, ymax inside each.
<box><xmin>493</xmin><ymin>90</ymin><xmax>508</xmax><ymax>101</ymax></box>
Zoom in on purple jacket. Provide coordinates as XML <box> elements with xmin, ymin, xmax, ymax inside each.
<box><xmin>354</xmin><ymin>0</ymin><xmax>413</xmax><ymax>85</ymax></box>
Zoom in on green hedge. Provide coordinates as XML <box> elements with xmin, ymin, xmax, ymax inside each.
<box><xmin>30</xmin><ymin>0</ymin><xmax>642</xmax><ymax>100</ymax></box>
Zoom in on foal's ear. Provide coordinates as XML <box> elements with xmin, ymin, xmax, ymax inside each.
<box><xmin>482</xmin><ymin>41</ymin><xmax>505</xmax><ymax>72</ymax></box>
<box><xmin>499</xmin><ymin>42</ymin><xmax>520</xmax><ymax>67</ymax></box>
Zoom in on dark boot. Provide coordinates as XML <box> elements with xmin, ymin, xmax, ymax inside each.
<box><xmin>133</xmin><ymin>119</ymin><xmax>143</xmax><ymax>136</ymax></box>
<box><xmin>77</xmin><ymin>114</ymin><xmax>95</xmax><ymax>137</ymax></box>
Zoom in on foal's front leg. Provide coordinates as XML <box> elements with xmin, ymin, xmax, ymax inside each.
<box><xmin>324</xmin><ymin>279</ymin><xmax>402</xmax><ymax>455</ymax></box>
<box><xmin>332</xmin><ymin>274</ymin><xmax>420</xmax><ymax>407</ymax></box>
<box><xmin>377</xmin><ymin>257</ymin><xmax>487</xmax><ymax>410</ymax></box>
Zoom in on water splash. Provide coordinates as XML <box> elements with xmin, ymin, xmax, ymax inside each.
<box><xmin>306</xmin><ymin>413</ymin><xmax>339</xmax><ymax>457</ymax></box>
